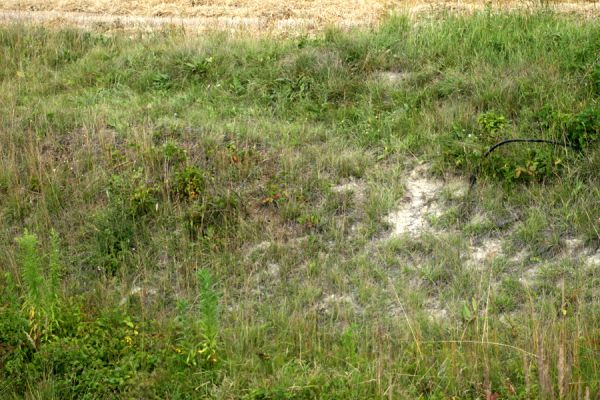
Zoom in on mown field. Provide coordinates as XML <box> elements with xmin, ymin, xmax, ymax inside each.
<box><xmin>1</xmin><ymin>1</ymin><xmax>598</xmax><ymax>35</ymax></box>
<box><xmin>1</xmin><ymin>10</ymin><xmax>599</xmax><ymax>399</ymax></box>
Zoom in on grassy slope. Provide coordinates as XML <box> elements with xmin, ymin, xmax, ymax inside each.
<box><xmin>0</xmin><ymin>11</ymin><xmax>599</xmax><ymax>399</ymax></box>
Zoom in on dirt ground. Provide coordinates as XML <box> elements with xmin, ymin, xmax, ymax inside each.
<box><xmin>1</xmin><ymin>1</ymin><xmax>598</xmax><ymax>34</ymax></box>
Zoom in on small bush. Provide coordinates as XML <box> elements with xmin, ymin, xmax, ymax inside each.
<box><xmin>185</xmin><ymin>192</ymin><xmax>240</xmax><ymax>238</ymax></box>
<box><xmin>478</xmin><ymin>111</ymin><xmax>507</xmax><ymax>137</ymax></box>
<box><xmin>129</xmin><ymin>184</ymin><xmax>158</xmax><ymax>216</ymax></box>
<box><xmin>162</xmin><ymin>140</ymin><xmax>187</xmax><ymax>165</ymax></box>
<box><xmin>564</xmin><ymin>106</ymin><xmax>600</xmax><ymax>150</ymax></box>
<box><xmin>172</xmin><ymin>269</ymin><xmax>220</xmax><ymax>367</ymax></box>
<box><xmin>90</xmin><ymin>205</ymin><xmax>135</xmax><ymax>274</ymax></box>
<box><xmin>531</xmin><ymin>105</ymin><xmax>599</xmax><ymax>150</ymax></box>
<box><xmin>173</xmin><ymin>166</ymin><xmax>206</xmax><ymax>201</ymax></box>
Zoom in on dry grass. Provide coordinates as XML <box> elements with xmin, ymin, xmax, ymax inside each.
<box><xmin>2</xmin><ymin>0</ymin><xmax>388</xmax><ymax>26</ymax></box>
<box><xmin>1</xmin><ymin>1</ymin><xmax>599</xmax><ymax>34</ymax></box>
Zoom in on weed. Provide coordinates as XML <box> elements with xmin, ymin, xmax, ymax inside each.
<box><xmin>162</xmin><ymin>140</ymin><xmax>187</xmax><ymax>165</ymax></box>
<box><xmin>181</xmin><ymin>56</ymin><xmax>213</xmax><ymax>78</ymax></box>
<box><xmin>185</xmin><ymin>192</ymin><xmax>241</xmax><ymax>238</ymax></box>
<box><xmin>150</xmin><ymin>72</ymin><xmax>172</xmax><ymax>90</ymax></box>
<box><xmin>173</xmin><ymin>165</ymin><xmax>206</xmax><ymax>201</ymax></box>
<box><xmin>17</xmin><ymin>232</ymin><xmax>45</xmax><ymax>310</ymax></box>
<box><xmin>172</xmin><ymin>269</ymin><xmax>220</xmax><ymax>367</ymax></box>
<box><xmin>564</xmin><ymin>106</ymin><xmax>600</xmax><ymax>150</ymax></box>
<box><xmin>129</xmin><ymin>184</ymin><xmax>159</xmax><ymax>216</ymax></box>
<box><xmin>89</xmin><ymin>204</ymin><xmax>136</xmax><ymax>274</ymax></box>
<box><xmin>13</xmin><ymin>231</ymin><xmax>63</xmax><ymax>341</ymax></box>
<box><xmin>478</xmin><ymin>111</ymin><xmax>507</xmax><ymax>137</ymax></box>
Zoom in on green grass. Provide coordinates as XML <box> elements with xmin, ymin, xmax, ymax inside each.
<box><xmin>1</xmin><ymin>10</ymin><xmax>599</xmax><ymax>399</ymax></box>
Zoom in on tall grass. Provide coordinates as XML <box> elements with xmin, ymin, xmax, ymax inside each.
<box><xmin>0</xmin><ymin>11</ymin><xmax>599</xmax><ymax>398</ymax></box>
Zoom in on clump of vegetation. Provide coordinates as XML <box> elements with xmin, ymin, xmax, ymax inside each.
<box><xmin>12</xmin><ymin>231</ymin><xmax>62</xmax><ymax>342</ymax></box>
<box><xmin>1</xmin><ymin>231</ymin><xmax>223</xmax><ymax>398</ymax></box>
<box><xmin>564</xmin><ymin>106</ymin><xmax>600</xmax><ymax>150</ymax></box>
<box><xmin>442</xmin><ymin>107</ymin><xmax>594</xmax><ymax>184</ymax></box>
<box><xmin>174</xmin><ymin>165</ymin><xmax>206</xmax><ymax>201</ymax></box>
<box><xmin>173</xmin><ymin>269</ymin><xmax>220</xmax><ymax>367</ymax></box>
<box><xmin>185</xmin><ymin>192</ymin><xmax>241</xmax><ymax>238</ymax></box>
<box><xmin>478</xmin><ymin>111</ymin><xmax>507</xmax><ymax>137</ymax></box>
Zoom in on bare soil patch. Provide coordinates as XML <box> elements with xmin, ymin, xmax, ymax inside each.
<box><xmin>384</xmin><ymin>164</ymin><xmax>599</xmax><ymax>284</ymax></box>
<box><xmin>384</xmin><ymin>164</ymin><xmax>447</xmax><ymax>237</ymax></box>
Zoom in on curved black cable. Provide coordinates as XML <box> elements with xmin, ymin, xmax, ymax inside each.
<box><xmin>469</xmin><ymin>138</ymin><xmax>575</xmax><ymax>190</ymax></box>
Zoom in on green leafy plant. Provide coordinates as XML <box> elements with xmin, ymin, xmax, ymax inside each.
<box><xmin>17</xmin><ymin>231</ymin><xmax>44</xmax><ymax>310</ymax></box>
<box><xmin>564</xmin><ymin>106</ymin><xmax>600</xmax><ymax>150</ymax></box>
<box><xmin>29</xmin><ymin>310</ymin><xmax>155</xmax><ymax>398</ymax></box>
<box><xmin>129</xmin><ymin>184</ymin><xmax>158</xmax><ymax>216</ymax></box>
<box><xmin>487</xmin><ymin>148</ymin><xmax>564</xmax><ymax>184</ymax></box>
<box><xmin>173</xmin><ymin>269</ymin><xmax>220</xmax><ymax>367</ymax></box>
<box><xmin>196</xmin><ymin>268</ymin><xmax>219</xmax><ymax>363</ymax></box>
<box><xmin>478</xmin><ymin>111</ymin><xmax>507</xmax><ymax>137</ymax></box>
<box><xmin>162</xmin><ymin>140</ymin><xmax>187</xmax><ymax>165</ymax></box>
<box><xmin>151</xmin><ymin>72</ymin><xmax>172</xmax><ymax>90</ymax></box>
<box><xmin>91</xmin><ymin>204</ymin><xmax>135</xmax><ymax>274</ymax></box>
<box><xmin>461</xmin><ymin>298</ymin><xmax>478</xmax><ymax>323</ymax></box>
<box><xmin>174</xmin><ymin>166</ymin><xmax>206</xmax><ymax>201</ymax></box>
<box><xmin>15</xmin><ymin>231</ymin><xmax>62</xmax><ymax>336</ymax></box>
<box><xmin>0</xmin><ymin>229</ymin><xmax>64</xmax><ymax>373</ymax></box>
<box><xmin>185</xmin><ymin>192</ymin><xmax>240</xmax><ymax>238</ymax></box>
<box><xmin>182</xmin><ymin>56</ymin><xmax>213</xmax><ymax>77</ymax></box>
<box><xmin>3</xmin><ymin>232</ymin><xmax>158</xmax><ymax>396</ymax></box>
<box><xmin>532</xmin><ymin>105</ymin><xmax>599</xmax><ymax>150</ymax></box>
<box><xmin>441</xmin><ymin>122</ymin><xmax>481</xmax><ymax>169</ymax></box>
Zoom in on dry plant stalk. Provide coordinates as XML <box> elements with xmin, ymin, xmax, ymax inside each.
<box><xmin>523</xmin><ymin>352</ymin><xmax>531</xmax><ymax>397</ymax></box>
<box><xmin>558</xmin><ymin>343</ymin><xmax>566</xmax><ymax>399</ymax></box>
<box><xmin>537</xmin><ymin>335</ymin><xmax>555</xmax><ymax>400</ymax></box>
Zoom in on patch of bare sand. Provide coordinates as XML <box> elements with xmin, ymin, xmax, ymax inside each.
<box><xmin>385</xmin><ymin>164</ymin><xmax>445</xmax><ymax>237</ymax></box>
<box><xmin>317</xmin><ymin>293</ymin><xmax>363</xmax><ymax>317</ymax></box>
<box><xmin>384</xmin><ymin>163</ymin><xmax>469</xmax><ymax>238</ymax></box>
<box><xmin>468</xmin><ymin>237</ymin><xmax>503</xmax><ymax>269</ymax></box>
<box><xmin>563</xmin><ymin>237</ymin><xmax>600</xmax><ymax>267</ymax></box>
<box><xmin>332</xmin><ymin>178</ymin><xmax>367</xmax><ymax>203</ymax></box>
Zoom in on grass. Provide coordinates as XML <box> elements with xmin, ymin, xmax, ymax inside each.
<box><xmin>0</xmin><ymin>10</ymin><xmax>599</xmax><ymax>399</ymax></box>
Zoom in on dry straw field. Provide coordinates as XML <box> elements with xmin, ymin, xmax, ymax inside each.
<box><xmin>1</xmin><ymin>0</ymin><xmax>599</xmax><ymax>33</ymax></box>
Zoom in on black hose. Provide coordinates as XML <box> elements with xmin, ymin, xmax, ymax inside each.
<box><xmin>469</xmin><ymin>138</ymin><xmax>574</xmax><ymax>190</ymax></box>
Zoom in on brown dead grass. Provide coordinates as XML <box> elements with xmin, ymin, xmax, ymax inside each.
<box><xmin>1</xmin><ymin>1</ymin><xmax>598</xmax><ymax>34</ymax></box>
<box><xmin>2</xmin><ymin>0</ymin><xmax>388</xmax><ymax>26</ymax></box>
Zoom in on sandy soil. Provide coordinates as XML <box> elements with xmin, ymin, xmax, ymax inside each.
<box><xmin>1</xmin><ymin>1</ymin><xmax>598</xmax><ymax>34</ymax></box>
